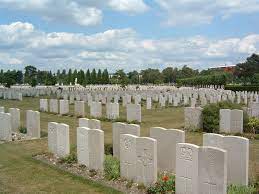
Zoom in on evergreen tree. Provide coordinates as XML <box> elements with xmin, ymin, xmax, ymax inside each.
<box><xmin>102</xmin><ymin>69</ymin><xmax>109</xmax><ymax>84</ymax></box>
<box><xmin>85</xmin><ymin>69</ymin><xmax>91</xmax><ymax>84</ymax></box>
<box><xmin>97</xmin><ymin>69</ymin><xmax>102</xmax><ymax>84</ymax></box>
<box><xmin>67</xmin><ymin>69</ymin><xmax>73</xmax><ymax>84</ymax></box>
<box><xmin>91</xmin><ymin>69</ymin><xmax>97</xmax><ymax>84</ymax></box>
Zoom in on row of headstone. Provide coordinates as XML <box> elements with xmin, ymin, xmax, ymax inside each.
<box><xmin>220</xmin><ymin>109</ymin><xmax>243</xmax><ymax>133</ymax></box>
<box><xmin>0</xmin><ymin>108</ymin><xmax>39</xmax><ymax>140</ymax></box>
<box><xmin>42</xmin><ymin>98</ymin><xmax>142</xmax><ymax>122</ymax></box>
<box><xmin>0</xmin><ymin>107</ymin><xmax>20</xmax><ymax>132</ymax></box>
<box><xmin>48</xmin><ymin>121</ymin><xmax>104</xmax><ymax>171</ymax></box>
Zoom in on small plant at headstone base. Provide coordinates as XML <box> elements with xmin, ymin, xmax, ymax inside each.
<box><xmin>247</xmin><ymin>117</ymin><xmax>259</xmax><ymax>134</ymax></box>
<box><xmin>137</xmin><ymin>183</ymin><xmax>146</xmax><ymax>191</ymax></box>
<box><xmin>19</xmin><ymin>127</ymin><xmax>27</xmax><ymax>134</ymax></box>
<box><xmin>103</xmin><ymin>155</ymin><xmax>120</xmax><ymax>180</ymax></box>
<box><xmin>227</xmin><ymin>184</ymin><xmax>256</xmax><ymax>194</ymax></box>
<box><xmin>89</xmin><ymin>169</ymin><xmax>98</xmax><ymax>177</ymax></box>
<box><xmin>147</xmin><ymin>173</ymin><xmax>175</xmax><ymax>194</ymax></box>
<box><xmin>126</xmin><ymin>180</ymin><xmax>134</xmax><ymax>189</ymax></box>
<box><xmin>104</xmin><ymin>144</ymin><xmax>113</xmax><ymax>155</ymax></box>
<box><xmin>202</xmin><ymin>101</ymin><xmax>249</xmax><ymax>133</ymax></box>
<box><xmin>58</xmin><ymin>145</ymin><xmax>77</xmax><ymax>164</ymax></box>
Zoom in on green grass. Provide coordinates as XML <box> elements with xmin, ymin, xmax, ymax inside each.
<box><xmin>0</xmin><ymin>97</ymin><xmax>258</xmax><ymax>192</ymax></box>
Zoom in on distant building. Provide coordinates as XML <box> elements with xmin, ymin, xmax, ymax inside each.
<box><xmin>209</xmin><ymin>64</ymin><xmax>236</xmax><ymax>73</ymax></box>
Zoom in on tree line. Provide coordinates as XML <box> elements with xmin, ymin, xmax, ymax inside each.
<box><xmin>0</xmin><ymin>53</ymin><xmax>258</xmax><ymax>87</ymax></box>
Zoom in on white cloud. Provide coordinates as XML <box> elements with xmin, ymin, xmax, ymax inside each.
<box><xmin>0</xmin><ymin>22</ymin><xmax>259</xmax><ymax>71</ymax></box>
<box><xmin>0</xmin><ymin>0</ymin><xmax>149</xmax><ymax>26</ymax></box>
<box><xmin>155</xmin><ymin>0</ymin><xmax>259</xmax><ymax>26</ymax></box>
<box><xmin>108</xmin><ymin>0</ymin><xmax>148</xmax><ymax>14</ymax></box>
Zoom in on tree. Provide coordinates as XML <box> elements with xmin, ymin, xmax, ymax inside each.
<box><xmin>127</xmin><ymin>71</ymin><xmax>139</xmax><ymax>84</ymax></box>
<box><xmin>24</xmin><ymin>65</ymin><xmax>37</xmax><ymax>86</ymax></box>
<box><xmin>162</xmin><ymin>67</ymin><xmax>177</xmax><ymax>83</ymax></box>
<box><xmin>85</xmin><ymin>69</ymin><xmax>91</xmax><ymax>84</ymax></box>
<box><xmin>0</xmin><ymin>69</ymin><xmax>4</xmax><ymax>84</ymax></box>
<box><xmin>112</xmin><ymin>69</ymin><xmax>128</xmax><ymax>85</ymax></box>
<box><xmin>102</xmin><ymin>69</ymin><xmax>109</xmax><ymax>84</ymax></box>
<box><xmin>91</xmin><ymin>69</ymin><xmax>97</xmax><ymax>84</ymax></box>
<box><xmin>97</xmin><ymin>69</ymin><xmax>102</xmax><ymax>84</ymax></box>
<box><xmin>3</xmin><ymin>70</ymin><xmax>17</xmax><ymax>87</ymax></box>
<box><xmin>67</xmin><ymin>69</ymin><xmax>73</xmax><ymax>84</ymax></box>
<box><xmin>77</xmin><ymin>70</ymin><xmax>85</xmax><ymax>85</ymax></box>
<box><xmin>234</xmin><ymin>54</ymin><xmax>259</xmax><ymax>84</ymax></box>
<box><xmin>141</xmin><ymin>68</ymin><xmax>162</xmax><ymax>84</ymax></box>
<box><xmin>16</xmin><ymin>70</ymin><xmax>23</xmax><ymax>84</ymax></box>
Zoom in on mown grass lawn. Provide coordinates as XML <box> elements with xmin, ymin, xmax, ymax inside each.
<box><xmin>0</xmin><ymin>97</ymin><xmax>258</xmax><ymax>192</ymax></box>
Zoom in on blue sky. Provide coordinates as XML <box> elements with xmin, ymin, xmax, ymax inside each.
<box><xmin>0</xmin><ymin>0</ymin><xmax>259</xmax><ymax>72</ymax></box>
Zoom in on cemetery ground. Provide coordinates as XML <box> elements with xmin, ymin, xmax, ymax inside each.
<box><xmin>0</xmin><ymin>97</ymin><xmax>258</xmax><ymax>193</ymax></box>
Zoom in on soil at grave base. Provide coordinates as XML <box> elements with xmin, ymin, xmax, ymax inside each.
<box><xmin>34</xmin><ymin>154</ymin><xmax>146</xmax><ymax>194</ymax></box>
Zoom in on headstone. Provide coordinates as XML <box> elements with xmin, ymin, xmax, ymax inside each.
<box><xmin>90</xmin><ymin>102</ymin><xmax>102</xmax><ymax>118</ymax></box>
<box><xmin>74</xmin><ymin>101</ymin><xmax>85</xmax><ymax>117</ymax></box>
<box><xmin>26</xmin><ymin>110</ymin><xmax>40</xmax><ymax>138</ymax></box>
<box><xmin>48</xmin><ymin>122</ymin><xmax>58</xmax><ymax>154</ymax></box>
<box><xmin>146</xmin><ymin>97</ymin><xmax>152</xmax><ymax>110</ymax></box>
<box><xmin>176</xmin><ymin>143</ymin><xmax>199</xmax><ymax>194</ymax></box>
<box><xmin>56</xmin><ymin>123</ymin><xmax>70</xmax><ymax>157</ymax></box>
<box><xmin>184</xmin><ymin>107</ymin><xmax>203</xmax><ymax>130</ymax></box>
<box><xmin>40</xmin><ymin>99</ymin><xmax>48</xmax><ymax>112</ymax></box>
<box><xmin>231</xmin><ymin>109</ymin><xmax>243</xmax><ymax>133</ymax></box>
<box><xmin>49</xmin><ymin>99</ymin><xmax>59</xmax><ymax>113</ymax></box>
<box><xmin>59</xmin><ymin>100</ymin><xmax>69</xmax><ymax>115</ymax></box>
<box><xmin>9</xmin><ymin>108</ymin><xmax>20</xmax><ymax>132</ymax></box>
<box><xmin>219</xmin><ymin>109</ymin><xmax>231</xmax><ymax>133</ymax></box>
<box><xmin>126</xmin><ymin>104</ymin><xmax>141</xmax><ymax>122</ymax></box>
<box><xmin>0</xmin><ymin>112</ymin><xmax>12</xmax><ymax>141</ymax></box>
<box><xmin>120</xmin><ymin>134</ymin><xmax>138</xmax><ymax>181</ymax></box>
<box><xmin>150</xmin><ymin>127</ymin><xmax>185</xmax><ymax>172</ymax></box>
<box><xmin>136</xmin><ymin>137</ymin><xmax>157</xmax><ymax>186</ymax></box>
<box><xmin>203</xmin><ymin>133</ymin><xmax>249</xmax><ymax>186</ymax></box>
<box><xmin>79</xmin><ymin>118</ymin><xmax>101</xmax><ymax>129</ymax></box>
<box><xmin>77</xmin><ymin>127</ymin><xmax>104</xmax><ymax>171</ymax></box>
<box><xmin>106</xmin><ymin>103</ymin><xmax>119</xmax><ymax>119</ymax></box>
<box><xmin>112</xmin><ymin>122</ymin><xmax>140</xmax><ymax>158</ymax></box>
<box><xmin>198</xmin><ymin>146</ymin><xmax>227</xmax><ymax>194</ymax></box>
<box><xmin>220</xmin><ymin>109</ymin><xmax>243</xmax><ymax>133</ymax></box>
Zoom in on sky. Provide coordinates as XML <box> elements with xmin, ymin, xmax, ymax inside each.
<box><xmin>0</xmin><ymin>0</ymin><xmax>259</xmax><ymax>72</ymax></box>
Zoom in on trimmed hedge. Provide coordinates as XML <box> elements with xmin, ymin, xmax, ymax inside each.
<box><xmin>177</xmin><ymin>73</ymin><xmax>232</xmax><ymax>86</ymax></box>
<box><xmin>225</xmin><ymin>85</ymin><xmax>259</xmax><ymax>91</ymax></box>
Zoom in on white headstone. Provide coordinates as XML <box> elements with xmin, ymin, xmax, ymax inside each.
<box><xmin>26</xmin><ymin>110</ymin><xmax>40</xmax><ymax>138</ymax></box>
<box><xmin>126</xmin><ymin>104</ymin><xmax>141</xmax><ymax>122</ymax></box>
<box><xmin>120</xmin><ymin>134</ymin><xmax>138</xmax><ymax>181</ymax></box>
<box><xmin>112</xmin><ymin>122</ymin><xmax>140</xmax><ymax>158</ymax></box>
<box><xmin>0</xmin><ymin>112</ymin><xmax>12</xmax><ymax>141</ymax></box>
<box><xmin>136</xmin><ymin>137</ymin><xmax>157</xmax><ymax>186</ymax></box>
<box><xmin>56</xmin><ymin>123</ymin><xmax>70</xmax><ymax>157</ymax></box>
<box><xmin>9</xmin><ymin>108</ymin><xmax>20</xmax><ymax>132</ymax></box>
<box><xmin>150</xmin><ymin>127</ymin><xmax>185</xmax><ymax>172</ymax></box>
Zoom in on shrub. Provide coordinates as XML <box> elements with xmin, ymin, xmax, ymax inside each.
<box><xmin>147</xmin><ymin>173</ymin><xmax>175</xmax><ymax>194</ymax></box>
<box><xmin>202</xmin><ymin>101</ymin><xmax>248</xmax><ymax>133</ymax></box>
<box><xmin>103</xmin><ymin>155</ymin><xmax>120</xmax><ymax>180</ymax></box>
<box><xmin>104</xmin><ymin>144</ymin><xmax>113</xmax><ymax>155</ymax></box>
<box><xmin>247</xmin><ymin>117</ymin><xmax>259</xmax><ymax>134</ymax></box>
<box><xmin>19</xmin><ymin>127</ymin><xmax>27</xmax><ymax>134</ymax></box>
<box><xmin>58</xmin><ymin>145</ymin><xmax>77</xmax><ymax>164</ymax></box>
<box><xmin>225</xmin><ymin>85</ymin><xmax>259</xmax><ymax>92</ymax></box>
<box><xmin>227</xmin><ymin>184</ymin><xmax>256</xmax><ymax>194</ymax></box>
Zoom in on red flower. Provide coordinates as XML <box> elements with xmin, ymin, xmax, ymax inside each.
<box><xmin>162</xmin><ymin>176</ymin><xmax>169</xmax><ymax>182</ymax></box>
